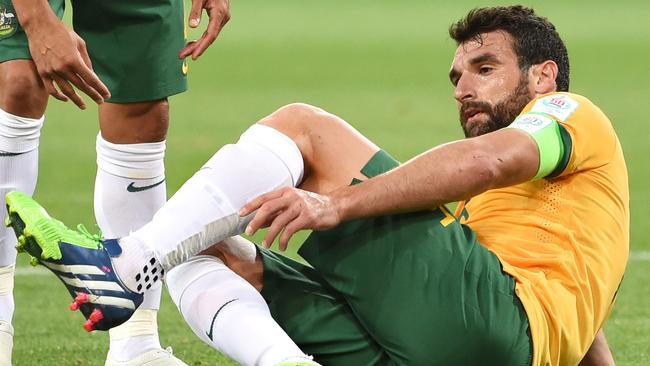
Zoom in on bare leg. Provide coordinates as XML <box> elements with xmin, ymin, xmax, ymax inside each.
<box><xmin>0</xmin><ymin>60</ymin><xmax>48</xmax><ymax>118</ymax></box>
<box><xmin>99</xmin><ymin>101</ymin><xmax>168</xmax><ymax>144</ymax></box>
<box><xmin>258</xmin><ymin>103</ymin><xmax>379</xmax><ymax>193</ymax></box>
<box><xmin>201</xmin><ymin>103</ymin><xmax>381</xmax><ymax>289</ymax></box>
<box><xmin>579</xmin><ymin>329</ymin><xmax>615</xmax><ymax>366</ymax></box>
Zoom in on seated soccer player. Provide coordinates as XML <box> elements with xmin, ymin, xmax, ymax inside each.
<box><xmin>6</xmin><ymin>6</ymin><xmax>626</xmax><ymax>366</ymax></box>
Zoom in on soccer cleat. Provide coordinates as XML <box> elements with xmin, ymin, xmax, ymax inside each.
<box><xmin>104</xmin><ymin>347</ymin><xmax>188</xmax><ymax>366</ymax></box>
<box><xmin>5</xmin><ymin>191</ymin><xmax>143</xmax><ymax>331</ymax></box>
<box><xmin>0</xmin><ymin>320</ymin><xmax>13</xmax><ymax>366</ymax></box>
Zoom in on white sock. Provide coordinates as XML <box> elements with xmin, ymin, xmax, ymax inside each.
<box><xmin>0</xmin><ymin>265</ymin><xmax>15</xmax><ymax>324</ymax></box>
<box><xmin>94</xmin><ymin>133</ymin><xmax>166</xmax><ymax>359</ymax></box>
<box><xmin>113</xmin><ymin>124</ymin><xmax>304</xmax><ymax>293</ymax></box>
<box><xmin>107</xmin><ymin>309</ymin><xmax>162</xmax><ymax>362</ymax></box>
<box><xmin>0</xmin><ymin>107</ymin><xmax>42</xmax><ymax>324</ymax></box>
<box><xmin>166</xmin><ymin>254</ymin><xmax>312</xmax><ymax>366</ymax></box>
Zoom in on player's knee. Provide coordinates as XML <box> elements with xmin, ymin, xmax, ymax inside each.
<box><xmin>260</xmin><ymin>102</ymin><xmax>335</xmax><ymax>149</ymax></box>
<box><xmin>99</xmin><ymin>100</ymin><xmax>169</xmax><ymax>143</ymax></box>
<box><xmin>0</xmin><ymin>66</ymin><xmax>47</xmax><ymax>114</ymax></box>
<box><xmin>263</xmin><ymin>103</ymin><xmax>326</xmax><ymax>131</ymax></box>
<box><xmin>276</xmin><ymin>102</ymin><xmax>324</xmax><ymax>118</ymax></box>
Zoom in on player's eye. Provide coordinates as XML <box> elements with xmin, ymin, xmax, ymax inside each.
<box><xmin>478</xmin><ymin>66</ymin><xmax>493</xmax><ymax>75</ymax></box>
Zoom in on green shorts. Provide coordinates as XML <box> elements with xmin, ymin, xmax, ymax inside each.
<box><xmin>0</xmin><ymin>0</ymin><xmax>187</xmax><ymax>102</ymax></box>
<box><xmin>259</xmin><ymin>150</ymin><xmax>533</xmax><ymax>366</ymax></box>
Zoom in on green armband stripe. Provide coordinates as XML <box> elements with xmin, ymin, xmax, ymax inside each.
<box><xmin>546</xmin><ymin>124</ymin><xmax>572</xmax><ymax>179</ymax></box>
<box><xmin>530</xmin><ymin>119</ymin><xmax>564</xmax><ymax>179</ymax></box>
<box><xmin>508</xmin><ymin>112</ymin><xmax>570</xmax><ymax>180</ymax></box>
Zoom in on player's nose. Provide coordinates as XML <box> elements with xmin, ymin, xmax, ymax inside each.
<box><xmin>454</xmin><ymin>74</ymin><xmax>476</xmax><ymax>103</ymax></box>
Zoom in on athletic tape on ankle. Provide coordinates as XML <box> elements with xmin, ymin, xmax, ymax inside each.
<box><xmin>221</xmin><ymin>236</ymin><xmax>257</xmax><ymax>264</ymax></box>
<box><xmin>108</xmin><ymin>308</ymin><xmax>159</xmax><ymax>340</ymax></box>
<box><xmin>96</xmin><ymin>133</ymin><xmax>166</xmax><ymax>179</ymax></box>
<box><xmin>0</xmin><ymin>265</ymin><xmax>15</xmax><ymax>295</ymax></box>
<box><xmin>160</xmin><ymin>208</ymin><xmax>259</xmax><ymax>271</ymax></box>
<box><xmin>0</xmin><ymin>108</ymin><xmax>44</xmax><ymax>153</ymax></box>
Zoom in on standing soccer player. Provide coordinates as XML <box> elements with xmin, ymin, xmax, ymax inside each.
<box><xmin>0</xmin><ymin>0</ymin><xmax>230</xmax><ymax>365</ymax></box>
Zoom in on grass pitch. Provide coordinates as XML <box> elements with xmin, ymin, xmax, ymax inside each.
<box><xmin>10</xmin><ymin>0</ymin><xmax>650</xmax><ymax>364</ymax></box>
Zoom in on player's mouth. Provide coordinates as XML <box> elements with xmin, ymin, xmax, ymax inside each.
<box><xmin>463</xmin><ymin>108</ymin><xmax>485</xmax><ymax>125</ymax></box>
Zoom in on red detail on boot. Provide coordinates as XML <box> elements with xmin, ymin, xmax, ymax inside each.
<box><xmin>83</xmin><ymin>309</ymin><xmax>104</xmax><ymax>332</ymax></box>
<box><xmin>70</xmin><ymin>293</ymin><xmax>89</xmax><ymax>311</ymax></box>
<box><xmin>83</xmin><ymin>320</ymin><xmax>94</xmax><ymax>332</ymax></box>
<box><xmin>89</xmin><ymin>309</ymin><xmax>104</xmax><ymax>323</ymax></box>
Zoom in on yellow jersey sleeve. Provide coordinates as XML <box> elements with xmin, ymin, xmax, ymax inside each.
<box><xmin>520</xmin><ymin>92</ymin><xmax>618</xmax><ymax>178</ymax></box>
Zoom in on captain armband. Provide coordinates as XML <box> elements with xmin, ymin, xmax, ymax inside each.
<box><xmin>506</xmin><ymin>112</ymin><xmax>566</xmax><ymax>180</ymax></box>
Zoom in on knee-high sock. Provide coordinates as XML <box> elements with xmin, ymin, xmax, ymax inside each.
<box><xmin>166</xmin><ymin>252</ymin><xmax>312</xmax><ymax>366</ymax></box>
<box><xmin>114</xmin><ymin>124</ymin><xmax>304</xmax><ymax>293</ymax></box>
<box><xmin>94</xmin><ymin>133</ymin><xmax>166</xmax><ymax>360</ymax></box>
<box><xmin>0</xmin><ymin>107</ymin><xmax>42</xmax><ymax>323</ymax></box>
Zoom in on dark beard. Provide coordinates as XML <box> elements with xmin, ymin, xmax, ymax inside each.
<box><xmin>459</xmin><ymin>76</ymin><xmax>533</xmax><ymax>138</ymax></box>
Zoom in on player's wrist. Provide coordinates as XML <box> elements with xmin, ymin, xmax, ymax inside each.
<box><xmin>328</xmin><ymin>186</ymin><xmax>360</xmax><ymax>224</ymax></box>
<box><xmin>15</xmin><ymin>2</ymin><xmax>60</xmax><ymax>34</ymax></box>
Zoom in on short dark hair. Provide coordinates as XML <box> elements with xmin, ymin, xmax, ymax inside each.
<box><xmin>449</xmin><ymin>5</ymin><xmax>570</xmax><ymax>91</ymax></box>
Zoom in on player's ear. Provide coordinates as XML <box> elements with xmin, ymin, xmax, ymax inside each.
<box><xmin>530</xmin><ymin>60</ymin><xmax>558</xmax><ymax>95</ymax></box>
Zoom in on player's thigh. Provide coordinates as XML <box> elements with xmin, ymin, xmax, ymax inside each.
<box><xmin>299</xmin><ymin>151</ymin><xmax>532</xmax><ymax>365</ymax></box>
<box><xmin>259</xmin><ymin>103</ymin><xmax>381</xmax><ymax>193</ymax></box>
<box><xmin>257</xmin><ymin>246</ymin><xmax>392</xmax><ymax>365</ymax></box>
<box><xmin>71</xmin><ymin>0</ymin><xmax>187</xmax><ymax>103</ymax></box>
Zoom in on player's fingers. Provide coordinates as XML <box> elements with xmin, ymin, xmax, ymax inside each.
<box><xmin>245</xmin><ymin>196</ymin><xmax>293</xmax><ymax>236</ymax></box>
<box><xmin>43</xmin><ymin>77</ymin><xmax>68</xmax><ymax>102</ymax></box>
<box><xmin>262</xmin><ymin>207</ymin><xmax>300</xmax><ymax>249</ymax></box>
<box><xmin>240</xmin><ymin>189</ymin><xmax>286</xmax><ymax>217</ymax></box>
<box><xmin>190</xmin><ymin>32</ymin><xmax>214</xmax><ymax>61</ymax></box>
<box><xmin>179</xmin><ymin>41</ymin><xmax>198</xmax><ymax>59</ymax></box>
<box><xmin>63</xmin><ymin>68</ymin><xmax>105</xmax><ymax>105</ymax></box>
<box><xmin>189</xmin><ymin>0</ymin><xmax>204</xmax><ymax>28</ymax></box>
<box><xmin>278</xmin><ymin>217</ymin><xmax>305</xmax><ymax>251</ymax></box>
<box><xmin>52</xmin><ymin>74</ymin><xmax>86</xmax><ymax>109</ymax></box>
<box><xmin>73</xmin><ymin>63</ymin><xmax>111</xmax><ymax>101</ymax></box>
<box><xmin>75</xmin><ymin>36</ymin><xmax>93</xmax><ymax>69</ymax></box>
<box><xmin>190</xmin><ymin>9</ymin><xmax>229</xmax><ymax>60</ymax></box>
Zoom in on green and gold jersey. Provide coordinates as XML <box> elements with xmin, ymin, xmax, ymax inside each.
<box><xmin>457</xmin><ymin>92</ymin><xmax>629</xmax><ymax>365</ymax></box>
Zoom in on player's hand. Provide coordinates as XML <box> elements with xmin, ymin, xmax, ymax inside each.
<box><xmin>26</xmin><ymin>18</ymin><xmax>110</xmax><ymax>109</ymax></box>
<box><xmin>180</xmin><ymin>0</ymin><xmax>231</xmax><ymax>60</ymax></box>
<box><xmin>239</xmin><ymin>187</ymin><xmax>342</xmax><ymax>251</ymax></box>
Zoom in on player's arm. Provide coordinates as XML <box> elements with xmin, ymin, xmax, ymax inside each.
<box><xmin>331</xmin><ymin>128</ymin><xmax>539</xmax><ymax>219</ymax></box>
<box><xmin>11</xmin><ymin>0</ymin><xmax>110</xmax><ymax>109</ymax></box>
<box><xmin>242</xmin><ymin>113</ymin><xmax>566</xmax><ymax>249</ymax></box>
<box><xmin>579</xmin><ymin>329</ymin><xmax>615</xmax><ymax>366</ymax></box>
<box><xmin>333</xmin><ymin>112</ymin><xmax>565</xmax><ymax>220</ymax></box>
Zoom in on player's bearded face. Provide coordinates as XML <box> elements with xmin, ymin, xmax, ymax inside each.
<box><xmin>459</xmin><ymin>73</ymin><xmax>533</xmax><ymax>138</ymax></box>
